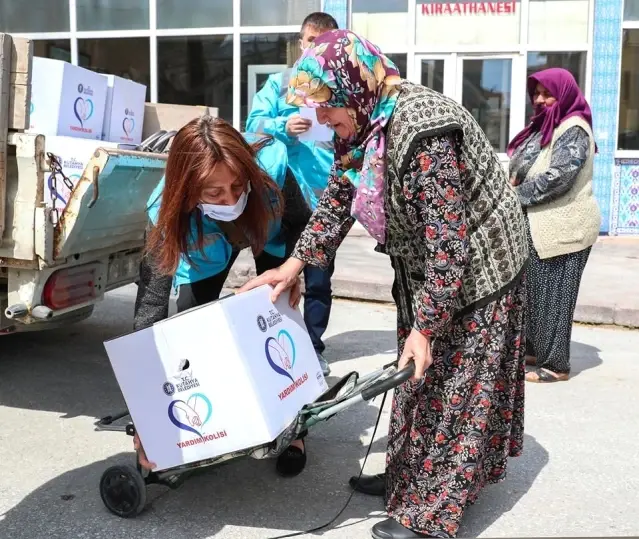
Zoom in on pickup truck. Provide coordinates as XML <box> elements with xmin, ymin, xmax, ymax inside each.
<box><xmin>0</xmin><ymin>33</ymin><xmax>216</xmax><ymax>334</ymax></box>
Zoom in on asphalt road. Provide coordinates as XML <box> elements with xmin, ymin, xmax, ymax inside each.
<box><xmin>1</xmin><ymin>286</ymin><xmax>638</xmax><ymax>539</ymax></box>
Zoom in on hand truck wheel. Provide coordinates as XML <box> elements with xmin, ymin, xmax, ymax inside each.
<box><xmin>99</xmin><ymin>464</ymin><xmax>147</xmax><ymax>518</ymax></box>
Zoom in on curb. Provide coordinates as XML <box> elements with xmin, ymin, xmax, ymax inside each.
<box><xmin>226</xmin><ymin>263</ymin><xmax>639</xmax><ymax>329</ymax></box>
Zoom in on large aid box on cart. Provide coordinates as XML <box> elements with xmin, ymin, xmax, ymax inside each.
<box><xmin>104</xmin><ymin>285</ymin><xmax>328</xmax><ymax>472</ymax></box>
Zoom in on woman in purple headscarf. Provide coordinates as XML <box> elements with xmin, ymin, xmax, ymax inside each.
<box><xmin>507</xmin><ymin>68</ymin><xmax>601</xmax><ymax>383</ymax></box>
<box><xmin>241</xmin><ymin>30</ymin><xmax>529</xmax><ymax>539</ymax></box>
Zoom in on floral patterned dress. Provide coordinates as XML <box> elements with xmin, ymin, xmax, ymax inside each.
<box><xmin>293</xmin><ymin>134</ymin><xmax>526</xmax><ymax>538</ymax></box>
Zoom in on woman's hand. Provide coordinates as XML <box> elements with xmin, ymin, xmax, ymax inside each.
<box><xmin>398</xmin><ymin>329</ymin><xmax>432</xmax><ymax>380</ymax></box>
<box><xmin>133</xmin><ymin>432</ymin><xmax>156</xmax><ymax>471</ymax></box>
<box><xmin>237</xmin><ymin>257</ymin><xmax>306</xmax><ymax>307</ymax></box>
<box><xmin>285</xmin><ymin>115</ymin><xmax>312</xmax><ymax>137</ymax></box>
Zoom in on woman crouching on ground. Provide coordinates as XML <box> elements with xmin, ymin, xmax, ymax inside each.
<box><xmin>132</xmin><ymin>116</ymin><xmax>312</xmax><ymax>477</ymax></box>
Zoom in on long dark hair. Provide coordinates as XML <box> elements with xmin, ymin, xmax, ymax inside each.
<box><xmin>147</xmin><ymin>116</ymin><xmax>283</xmax><ymax>275</ymax></box>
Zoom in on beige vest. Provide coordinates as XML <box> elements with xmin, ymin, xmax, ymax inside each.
<box><xmin>526</xmin><ymin>116</ymin><xmax>601</xmax><ymax>259</ymax></box>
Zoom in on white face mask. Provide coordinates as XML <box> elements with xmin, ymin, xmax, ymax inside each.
<box><xmin>198</xmin><ymin>184</ymin><xmax>251</xmax><ymax>222</ymax></box>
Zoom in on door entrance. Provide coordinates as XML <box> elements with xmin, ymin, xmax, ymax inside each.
<box><xmin>414</xmin><ymin>53</ymin><xmax>523</xmax><ymax>157</ymax></box>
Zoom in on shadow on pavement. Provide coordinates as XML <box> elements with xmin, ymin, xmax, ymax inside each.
<box><xmin>569</xmin><ymin>340</ymin><xmax>602</xmax><ymax>377</ymax></box>
<box><xmin>323</xmin><ymin>329</ymin><xmax>397</xmax><ymax>363</ymax></box>
<box><xmin>0</xmin><ymin>432</ymin><xmax>548</xmax><ymax>539</ymax></box>
<box><xmin>0</xmin><ymin>288</ymin><xmax>138</xmax><ymax>419</ymax></box>
<box><xmin>0</xmin><ymin>421</ymin><xmax>390</xmax><ymax>539</ymax></box>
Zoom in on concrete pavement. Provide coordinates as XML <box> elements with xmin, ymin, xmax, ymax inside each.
<box><xmin>1</xmin><ymin>286</ymin><xmax>639</xmax><ymax>538</ymax></box>
<box><xmin>226</xmin><ymin>229</ymin><xmax>639</xmax><ymax>328</ymax></box>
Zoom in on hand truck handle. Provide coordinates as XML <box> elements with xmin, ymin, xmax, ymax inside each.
<box><xmin>361</xmin><ymin>361</ymin><xmax>416</xmax><ymax>402</ymax></box>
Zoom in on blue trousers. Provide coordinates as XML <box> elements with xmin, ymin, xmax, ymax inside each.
<box><xmin>303</xmin><ymin>260</ymin><xmax>335</xmax><ymax>355</ymax></box>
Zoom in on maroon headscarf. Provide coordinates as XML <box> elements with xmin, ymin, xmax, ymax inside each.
<box><xmin>507</xmin><ymin>68</ymin><xmax>596</xmax><ymax>156</ymax></box>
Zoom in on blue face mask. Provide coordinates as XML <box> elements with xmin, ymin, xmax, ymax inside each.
<box><xmin>198</xmin><ymin>184</ymin><xmax>251</xmax><ymax>222</ymax></box>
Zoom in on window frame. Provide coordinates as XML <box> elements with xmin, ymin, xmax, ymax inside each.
<box><xmin>617</xmin><ymin>9</ymin><xmax>639</xmax><ymax>156</ymax></box>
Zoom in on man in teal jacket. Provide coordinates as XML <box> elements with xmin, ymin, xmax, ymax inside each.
<box><xmin>246</xmin><ymin>12</ymin><xmax>338</xmax><ymax>376</ymax></box>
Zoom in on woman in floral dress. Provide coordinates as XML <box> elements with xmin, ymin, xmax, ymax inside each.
<box><xmin>240</xmin><ymin>30</ymin><xmax>529</xmax><ymax>539</ymax></box>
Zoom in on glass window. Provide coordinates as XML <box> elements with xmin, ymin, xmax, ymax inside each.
<box><xmin>525</xmin><ymin>52</ymin><xmax>587</xmax><ymax>120</ymax></box>
<box><xmin>158</xmin><ymin>0</ymin><xmax>233</xmax><ymax>28</ymax></box>
<box><xmin>33</xmin><ymin>40</ymin><xmax>72</xmax><ymax>61</ymax></box>
<box><xmin>528</xmin><ymin>0</ymin><xmax>590</xmax><ymax>44</ymax></box>
<box><xmin>240</xmin><ymin>0</ymin><xmax>321</xmax><ymax>26</ymax></box>
<box><xmin>386</xmin><ymin>54</ymin><xmax>407</xmax><ymax>79</ymax></box>
<box><xmin>461</xmin><ymin>58</ymin><xmax>512</xmax><ymax>153</ymax></box>
<box><xmin>416</xmin><ymin>0</ymin><xmax>520</xmax><ymax>47</ymax></box>
<box><xmin>619</xmin><ymin>30</ymin><xmax>639</xmax><ymax>150</ymax></box>
<box><xmin>352</xmin><ymin>0</ymin><xmax>409</xmax><ymax>48</ymax></box>
<box><xmin>419</xmin><ymin>59</ymin><xmax>445</xmax><ymax>93</ymax></box>
<box><xmin>158</xmin><ymin>35</ymin><xmax>233</xmax><ymax>123</ymax></box>
<box><xmin>0</xmin><ymin>0</ymin><xmax>69</xmax><ymax>32</ymax></box>
<box><xmin>241</xmin><ymin>33</ymin><xmax>298</xmax><ymax>129</ymax></box>
<box><xmin>76</xmin><ymin>0</ymin><xmax>149</xmax><ymax>31</ymax></box>
<box><xmin>624</xmin><ymin>0</ymin><xmax>639</xmax><ymax>21</ymax></box>
<box><xmin>78</xmin><ymin>38</ymin><xmax>151</xmax><ymax>101</ymax></box>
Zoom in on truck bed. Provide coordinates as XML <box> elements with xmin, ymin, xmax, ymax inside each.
<box><xmin>0</xmin><ymin>133</ymin><xmax>167</xmax><ymax>333</ymax></box>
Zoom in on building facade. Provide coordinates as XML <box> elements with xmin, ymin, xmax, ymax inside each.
<box><xmin>1</xmin><ymin>0</ymin><xmax>637</xmax><ymax>234</ymax></box>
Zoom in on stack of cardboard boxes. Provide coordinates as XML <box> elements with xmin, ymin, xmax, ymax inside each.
<box><xmin>28</xmin><ymin>57</ymin><xmax>147</xmax><ymax>206</ymax></box>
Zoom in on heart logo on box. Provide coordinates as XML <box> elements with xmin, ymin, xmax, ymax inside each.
<box><xmin>122</xmin><ymin>117</ymin><xmax>135</xmax><ymax>137</ymax></box>
<box><xmin>168</xmin><ymin>392</ymin><xmax>212</xmax><ymax>437</ymax></box>
<box><xmin>265</xmin><ymin>329</ymin><xmax>296</xmax><ymax>382</ymax></box>
<box><xmin>73</xmin><ymin>97</ymin><xmax>94</xmax><ymax>127</ymax></box>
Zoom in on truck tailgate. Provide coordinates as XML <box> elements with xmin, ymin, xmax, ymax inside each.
<box><xmin>54</xmin><ymin>149</ymin><xmax>166</xmax><ymax>260</ymax></box>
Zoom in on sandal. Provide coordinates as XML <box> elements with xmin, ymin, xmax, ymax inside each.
<box><xmin>275</xmin><ymin>440</ymin><xmax>307</xmax><ymax>477</ymax></box>
<box><xmin>525</xmin><ymin>366</ymin><xmax>569</xmax><ymax>383</ymax></box>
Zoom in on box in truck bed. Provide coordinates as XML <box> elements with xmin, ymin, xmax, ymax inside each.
<box><xmin>29</xmin><ymin>57</ymin><xmax>107</xmax><ymax>140</ymax></box>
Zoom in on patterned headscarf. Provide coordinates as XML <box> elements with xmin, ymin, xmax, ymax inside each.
<box><xmin>286</xmin><ymin>30</ymin><xmax>401</xmax><ymax>244</ymax></box>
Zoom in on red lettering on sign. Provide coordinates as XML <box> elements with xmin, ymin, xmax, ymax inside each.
<box><xmin>420</xmin><ymin>1</ymin><xmax>517</xmax><ymax>15</ymax></box>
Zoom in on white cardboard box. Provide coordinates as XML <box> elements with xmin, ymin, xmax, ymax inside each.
<box><xmin>44</xmin><ymin>136</ymin><xmax>119</xmax><ymax>207</ymax></box>
<box><xmin>104</xmin><ymin>285</ymin><xmax>328</xmax><ymax>472</ymax></box>
<box><xmin>101</xmin><ymin>75</ymin><xmax>147</xmax><ymax>145</ymax></box>
<box><xmin>29</xmin><ymin>57</ymin><xmax>107</xmax><ymax>140</ymax></box>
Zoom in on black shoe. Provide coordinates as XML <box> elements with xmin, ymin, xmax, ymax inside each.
<box><xmin>371</xmin><ymin>518</ymin><xmax>431</xmax><ymax>539</ymax></box>
<box><xmin>275</xmin><ymin>443</ymin><xmax>307</xmax><ymax>477</ymax></box>
<box><xmin>349</xmin><ymin>473</ymin><xmax>386</xmax><ymax>496</ymax></box>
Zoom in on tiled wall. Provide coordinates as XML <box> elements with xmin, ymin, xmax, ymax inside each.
<box><xmin>323</xmin><ymin>0</ymin><xmax>348</xmax><ymax>29</ymax></box>
<box><xmin>611</xmin><ymin>159</ymin><xmax>639</xmax><ymax>234</ymax></box>
<box><xmin>590</xmin><ymin>0</ymin><xmax>623</xmax><ymax>234</ymax></box>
